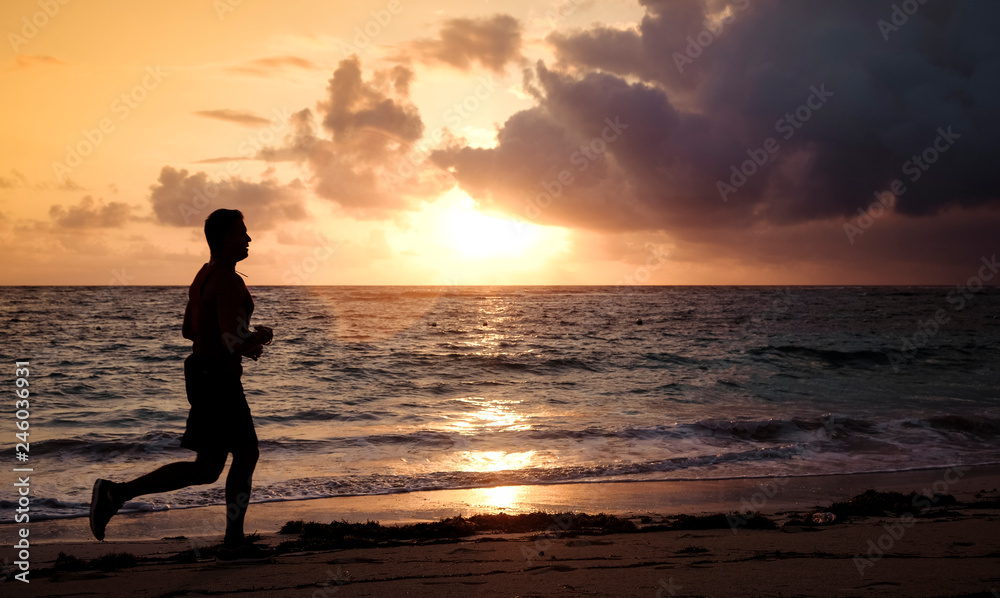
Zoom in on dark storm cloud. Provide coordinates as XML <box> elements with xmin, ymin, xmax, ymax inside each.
<box><xmin>148</xmin><ymin>166</ymin><xmax>307</xmax><ymax>228</ymax></box>
<box><xmin>49</xmin><ymin>196</ymin><xmax>132</xmax><ymax>228</ymax></box>
<box><xmin>548</xmin><ymin>26</ymin><xmax>647</xmax><ymax>79</ymax></box>
<box><xmin>407</xmin><ymin>14</ymin><xmax>524</xmax><ymax>73</ymax></box>
<box><xmin>432</xmin><ymin>62</ymin><xmax>740</xmax><ymax>231</ymax></box>
<box><xmin>437</xmin><ymin>0</ymin><xmax>1000</xmax><ymax>235</ymax></box>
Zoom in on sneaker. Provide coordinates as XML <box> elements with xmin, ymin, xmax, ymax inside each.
<box><xmin>89</xmin><ymin>479</ymin><xmax>124</xmax><ymax>541</ymax></box>
<box><xmin>216</xmin><ymin>543</ymin><xmax>276</xmax><ymax>564</ymax></box>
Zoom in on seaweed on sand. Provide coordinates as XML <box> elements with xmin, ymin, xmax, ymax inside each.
<box><xmin>277</xmin><ymin>511</ymin><xmax>638</xmax><ymax>552</ymax></box>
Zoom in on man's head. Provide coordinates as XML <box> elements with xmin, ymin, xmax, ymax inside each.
<box><xmin>204</xmin><ymin>209</ymin><xmax>250</xmax><ymax>262</ymax></box>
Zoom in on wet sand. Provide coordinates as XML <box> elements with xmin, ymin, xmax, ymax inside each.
<box><xmin>7</xmin><ymin>465</ymin><xmax>1000</xmax><ymax>597</ymax></box>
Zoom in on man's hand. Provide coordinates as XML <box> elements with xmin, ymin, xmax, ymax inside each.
<box><xmin>243</xmin><ymin>325</ymin><xmax>272</xmax><ymax>360</ymax></box>
<box><xmin>254</xmin><ymin>325</ymin><xmax>273</xmax><ymax>345</ymax></box>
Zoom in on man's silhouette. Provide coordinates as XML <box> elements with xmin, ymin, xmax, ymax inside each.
<box><xmin>90</xmin><ymin>209</ymin><xmax>274</xmax><ymax>562</ymax></box>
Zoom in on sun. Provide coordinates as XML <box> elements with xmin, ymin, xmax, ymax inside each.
<box><xmin>437</xmin><ymin>188</ymin><xmax>556</xmax><ymax>260</ymax></box>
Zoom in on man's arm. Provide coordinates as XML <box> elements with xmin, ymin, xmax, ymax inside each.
<box><xmin>182</xmin><ymin>300</ymin><xmax>194</xmax><ymax>341</ymax></box>
<box><xmin>208</xmin><ymin>271</ymin><xmax>272</xmax><ymax>356</ymax></box>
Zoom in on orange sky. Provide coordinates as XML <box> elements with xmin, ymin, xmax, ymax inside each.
<box><xmin>1</xmin><ymin>0</ymin><xmax>996</xmax><ymax>285</ymax></box>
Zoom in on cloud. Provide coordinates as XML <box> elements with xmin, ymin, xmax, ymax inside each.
<box><xmin>406</xmin><ymin>14</ymin><xmax>524</xmax><ymax>73</ymax></box>
<box><xmin>663</xmin><ymin>205</ymin><xmax>1000</xmax><ymax>284</ymax></box>
<box><xmin>57</xmin><ymin>178</ymin><xmax>85</xmax><ymax>191</ymax></box>
<box><xmin>258</xmin><ymin>57</ymin><xmax>449</xmax><ymax>216</ymax></box>
<box><xmin>0</xmin><ymin>169</ymin><xmax>28</xmax><ymax>188</ymax></box>
<box><xmin>148</xmin><ymin>166</ymin><xmax>308</xmax><ymax>228</ymax></box>
<box><xmin>548</xmin><ymin>25</ymin><xmax>647</xmax><ymax>79</ymax></box>
<box><xmin>227</xmin><ymin>55</ymin><xmax>320</xmax><ymax>76</ymax></box>
<box><xmin>7</xmin><ymin>54</ymin><xmax>66</xmax><ymax>71</ymax></box>
<box><xmin>194</xmin><ymin>109</ymin><xmax>273</xmax><ymax>127</ymax></box>
<box><xmin>0</xmin><ymin>169</ymin><xmax>79</xmax><ymax>190</ymax></box>
<box><xmin>49</xmin><ymin>196</ymin><xmax>133</xmax><ymax>228</ymax></box>
<box><xmin>192</xmin><ymin>156</ymin><xmax>255</xmax><ymax>164</ymax></box>
<box><xmin>319</xmin><ymin>58</ymin><xmax>422</xmax><ymax>142</ymax></box>
<box><xmin>433</xmin><ymin>0</ymin><xmax>999</xmax><ymax>238</ymax></box>
<box><xmin>432</xmin><ymin>64</ymin><xmax>703</xmax><ymax>232</ymax></box>
<box><xmin>0</xmin><ymin>169</ymin><xmax>84</xmax><ymax>191</ymax></box>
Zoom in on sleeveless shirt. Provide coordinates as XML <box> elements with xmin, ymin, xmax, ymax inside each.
<box><xmin>186</xmin><ymin>263</ymin><xmax>254</xmax><ymax>371</ymax></box>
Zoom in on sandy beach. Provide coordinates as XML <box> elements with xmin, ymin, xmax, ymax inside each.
<box><xmin>8</xmin><ymin>465</ymin><xmax>1000</xmax><ymax>597</ymax></box>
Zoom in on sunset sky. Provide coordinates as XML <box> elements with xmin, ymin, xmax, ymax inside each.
<box><xmin>1</xmin><ymin>0</ymin><xmax>997</xmax><ymax>285</ymax></box>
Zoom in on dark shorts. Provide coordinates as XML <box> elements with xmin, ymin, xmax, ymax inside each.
<box><xmin>180</xmin><ymin>354</ymin><xmax>258</xmax><ymax>454</ymax></box>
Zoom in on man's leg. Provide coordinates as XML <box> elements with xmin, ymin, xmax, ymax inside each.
<box><xmin>90</xmin><ymin>452</ymin><xmax>227</xmax><ymax>541</ymax></box>
<box><xmin>119</xmin><ymin>451</ymin><xmax>228</xmax><ymax>501</ymax></box>
<box><xmin>222</xmin><ymin>443</ymin><xmax>259</xmax><ymax>548</ymax></box>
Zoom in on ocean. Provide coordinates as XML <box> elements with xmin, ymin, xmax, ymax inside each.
<box><xmin>2</xmin><ymin>285</ymin><xmax>999</xmax><ymax>522</ymax></box>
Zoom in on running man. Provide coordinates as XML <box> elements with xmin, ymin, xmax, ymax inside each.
<box><xmin>90</xmin><ymin>208</ymin><xmax>274</xmax><ymax>562</ymax></box>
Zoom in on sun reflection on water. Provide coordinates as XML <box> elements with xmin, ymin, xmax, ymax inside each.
<box><xmin>463</xmin><ymin>296</ymin><xmax>526</xmax><ymax>357</ymax></box>
<box><xmin>459</xmin><ymin>449</ymin><xmax>537</xmax><ymax>472</ymax></box>
<box><xmin>467</xmin><ymin>485</ymin><xmax>530</xmax><ymax>512</ymax></box>
<box><xmin>445</xmin><ymin>397</ymin><xmax>532</xmax><ymax>434</ymax></box>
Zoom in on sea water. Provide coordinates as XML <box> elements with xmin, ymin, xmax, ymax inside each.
<box><xmin>2</xmin><ymin>286</ymin><xmax>999</xmax><ymax>521</ymax></box>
